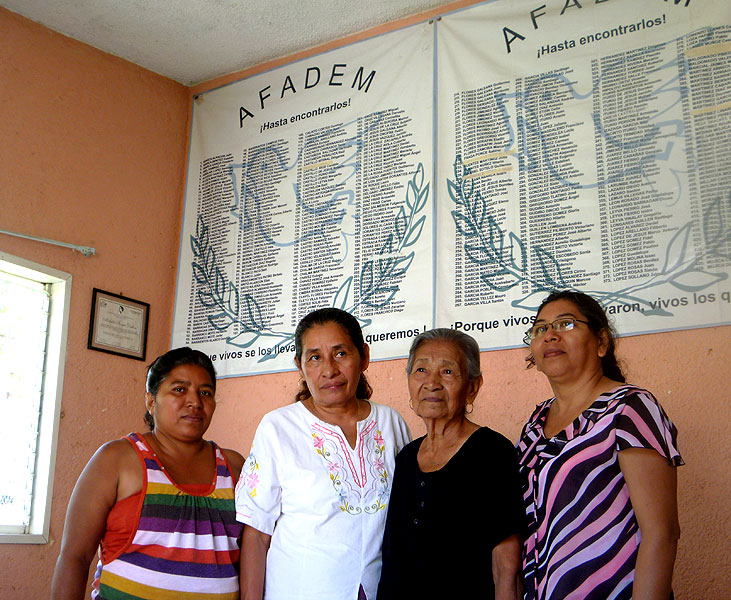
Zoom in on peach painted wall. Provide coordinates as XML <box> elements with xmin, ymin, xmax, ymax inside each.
<box><xmin>0</xmin><ymin>8</ymin><xmax>189</xmax><ymax>598</ymax></box>
<box><xmin>1</xmin><ymin>1</ymin><xmax>729</xmax><ymax>598</ymax></box>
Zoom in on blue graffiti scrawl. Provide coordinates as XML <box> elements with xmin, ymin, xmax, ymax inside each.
<box><xmin>227</xmin><ymin>114</ymin><xmax>381</xmax><ymax>256</ymax></box>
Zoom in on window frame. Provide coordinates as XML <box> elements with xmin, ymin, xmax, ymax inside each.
<box><xmin>0</xmin><ymin>251</ymin><xmax>71</xmax><ymax>544</ymax></box>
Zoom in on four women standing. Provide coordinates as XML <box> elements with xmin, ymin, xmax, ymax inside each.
<box><xmin>54</xmin><ymin>295</ymin><xmax>683</xmax><ymax>598</ymax></box>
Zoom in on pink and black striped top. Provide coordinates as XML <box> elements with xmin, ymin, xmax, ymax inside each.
<box><xmin>517</xmin><ymin>386</ymin><xmax>683</xmax><ymax>600</ymax></box>
<box><xmin>91</xmin><ymin>433</ymin><xmax>243</xmax><ymax>600</ymax></box>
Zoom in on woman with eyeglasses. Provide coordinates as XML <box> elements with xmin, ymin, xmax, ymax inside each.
<box><xmin>517</xmin><ymin>290</ymin><xmax>683</xmax><ymax>600</ymax></box>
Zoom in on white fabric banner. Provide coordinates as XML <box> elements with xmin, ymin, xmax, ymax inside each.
<box><xmin>173</xmin><ymin>23</ymin><xmax>434</xmax><ymax>376</ymax></box>
<box><xmin>436</xmin><ymin>0</ymin><xmax>730</xmax><ymax>348</ymax></box>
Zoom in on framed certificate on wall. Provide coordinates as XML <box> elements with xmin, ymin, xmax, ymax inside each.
<box><xmin>88</xmin><ymin>288</ymin><xmax>149</xmax><ymax>360</ymax></box>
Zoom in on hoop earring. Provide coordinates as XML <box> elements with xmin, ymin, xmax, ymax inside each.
<box><xmin>408</xmin><ymin>398</ymin><xmax>414</xmax><ymax>410</ymax></box>
<box><xmin>465</xmin><ymin>403</ymin><xmax>474</xmax><ymax>414</ymax></box>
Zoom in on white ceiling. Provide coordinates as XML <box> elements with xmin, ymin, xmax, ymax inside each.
<box><xmin>2</xmin><ymin>0</ymin><xmax>456</xmax><ymax>86</ymax></box>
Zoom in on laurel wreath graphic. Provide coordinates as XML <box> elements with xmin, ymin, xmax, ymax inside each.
<box><xmin>333</xmin><ymin>162</ymin><xmax>429</xmax><ymax>312</ymax></box>
<box><xmin>448</xmin><ymin>154</ymin><xmax>729</xmax><ymax>314</ymax></box>
<box><xmin>190</xmin><ymin>162</ymin><xmax>429</xmax><ymax>362</ymax></box>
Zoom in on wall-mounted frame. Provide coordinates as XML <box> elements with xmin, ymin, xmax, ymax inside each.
<box><xmin>88</xmin><ymin>288</ymin><xmax>149</xmax><ymax>361</ymax></box>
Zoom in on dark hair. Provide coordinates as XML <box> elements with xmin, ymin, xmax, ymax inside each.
<box><xmin>525</xmin><ymin>290</ymin><xmax>626</xmax><ymax>382</ymax></box>
<box><xmin>406</xmin><ymin>328</ymin><xmax>482</xmax><ymax>381</ymax></box>
<box><xmin>144</xmin><ymin>347</ymin><xmax>217</xmax><ymax>430</ymax></box>
<box><xmin>293</xmin><ymin>308</ymin><xmax>372</xmax><ymax>403</ymax></box>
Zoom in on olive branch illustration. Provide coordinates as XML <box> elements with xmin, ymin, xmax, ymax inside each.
<box><xmin>190</xmin><ymin>216</ymin><xmax>291</xmax><ymax>350</ymax></box>
<box><xmin>190</xmin><ymin>162</ymin><xmax>429</xmax><ymax>362</ymax></box>
<box><xmin>332</xmin><ymin>162</ymin><xmax>429</xmax><ymax>312</ymax></box>
<box><xmin>449</xmin><ymin>154</ymin><xmax>729</xmax><ymax>314</ymax></box>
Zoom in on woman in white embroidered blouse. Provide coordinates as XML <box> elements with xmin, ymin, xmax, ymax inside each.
<box><xmin>235</xmin><ymin>308</ymin><xmax>411</xmax><ymax>600</ymax></box>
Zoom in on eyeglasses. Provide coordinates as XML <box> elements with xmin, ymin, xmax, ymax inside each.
<box><xmin>523</xmin><ymin>317</ymin><xmax>590</xmax><ymax>344</ymax></box>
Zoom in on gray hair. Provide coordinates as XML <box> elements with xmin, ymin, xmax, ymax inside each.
<box><xmin>406</xmin><ymin>328</ymin><xmax>482</xmax><ymax>380</ymax></box>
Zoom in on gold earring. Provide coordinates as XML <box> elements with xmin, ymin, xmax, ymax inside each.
<box><xmin>465</xmin><ymin>403</ymin><xmax>474</xmax><ymax>414</ymax></box>
<box><xmin>408</xmin><ymin>398</ymin><xmax>414</xmax><ymax>410</ymax></box>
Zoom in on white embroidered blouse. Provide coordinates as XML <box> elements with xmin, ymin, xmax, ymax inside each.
<box><xmin>235</xmin><ymin>400</ymin><xmax>411</xmax><ymax>600</ymax></box>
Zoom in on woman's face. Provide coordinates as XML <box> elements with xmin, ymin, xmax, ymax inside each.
<box><xmin>408</xmin><ymin>340</ymin><xmax>482</xmax><ymax>423</ymax></box>
<box><xmin>145</xmin><ymin>364</ymin><xmax>216</xmax><ymax>441</ymax></box>
<box><xmin>530</xmin><ymin>298</ymin><xmax>607</xmax><ymax>382</ymax></box>
<box><xmin>297</xmin><ymin>321</ymin><xmax>369</xmax><ymax>409</ymax></box>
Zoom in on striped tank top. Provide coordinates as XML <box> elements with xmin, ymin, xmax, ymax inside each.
<box><xmin>92</xmin><ymin>432</ymin><xmax>243</xmax><ymax>599</ymax></box>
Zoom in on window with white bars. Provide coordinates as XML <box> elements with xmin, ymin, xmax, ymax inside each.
<box><xmin>0</xmin><ymin>252</ymin><xmax>71</xmax><ymax>543</ymax></box>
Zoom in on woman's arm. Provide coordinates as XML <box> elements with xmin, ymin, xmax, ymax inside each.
<box><xmin>492</xmin><ymin>533</ymin><xmax>523</xmax><ymax>600</ymax></box>
<box><xmin>239</xmin><ymin>525</ymin><xmax>272</xmax><ymax>600</ymax></box>
<box><xmin>618</xmin><ymin>447</ymin><xmax>680</xmax><ymax>600</ymax></box>
<box><xmin>50</xmin><ymin>441</ymin><xmax>131</xmax><ymax>600</ymax></box>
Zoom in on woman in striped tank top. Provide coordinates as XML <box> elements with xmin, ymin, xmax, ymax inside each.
<box><xmin>517</xmin><ymin>291</ymin><xmax>683</xmax><ymax>600</ymax></box>
<box><xmin>51</xmin><ymin>347</ymin><xmax>245</xmax><ymax>600</ymax></box>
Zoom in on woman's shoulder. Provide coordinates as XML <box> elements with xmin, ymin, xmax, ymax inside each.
<box><xmin>250</xmin><ymin>403</ymin><xmax>314</xmax><ymax>450</ymax></box>
<box><xmin>368</xmin><ymin>401</ymin><xmax>412</xmax><ymax>443</ymax></box>
<box><xmin>607</xmin><ymin>385</ymin><xmax>683</xmax><ymax>463</ymax></box>
<box><xmin>396</xmin><ymin>435</ymin><xmax>425</xmax><ymax>461</ymax></box>
<box><xmin>461</xmin><ymin>427</ymin><xmax>517</xmax><ymax>458</ymax></box>
<box><xmin>267</xmin><ymin>401</ymin><xmax>303</xmax><ymax>416</ymax></box>
<box><xmin>258</xmin><ymin>402</ymin><xmax>307</xmax><ymax>427</ymax></box>
<box><xmin>599</xmin><ymin>384</ymin><xmax>665</xmax><ymax>414</ymax></box>
<box><xmin>80</xmin><ymin>436</ymin><xmax>143</xmax><ymax>499</ymax></box>
<box><xmin>220</xmin><ymin>448</ymin><xmax>245</xmax><ymax>480</ymax></box>
<box><xmin>94</xmin><ymin>435</ymin><xmax>140</xmax><ymax>463</ymax></box>
<box><xmin>607</xmin><ymin>385</ymin><xmax>678</xmax><ymax>427</ymax></box>
<box><xmin>474</xmin><ymin>425</ymin><xmax>516</xmax><ymax>446</ymax></box>
<box><xmin>523</xmin><ymin>396</ymin><xmax>555</xmax><ymax>429</ymax></box>
<box><xmin>610</xmin><ymin>383</ymin><xmax>655</xmax><ymax>400</ymax></box>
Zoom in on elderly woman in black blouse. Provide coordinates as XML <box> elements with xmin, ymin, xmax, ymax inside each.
<box><xmin>378</xmin><ymin>328</ymin><xmax>523</xmax><ymax>600</ymax></box>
